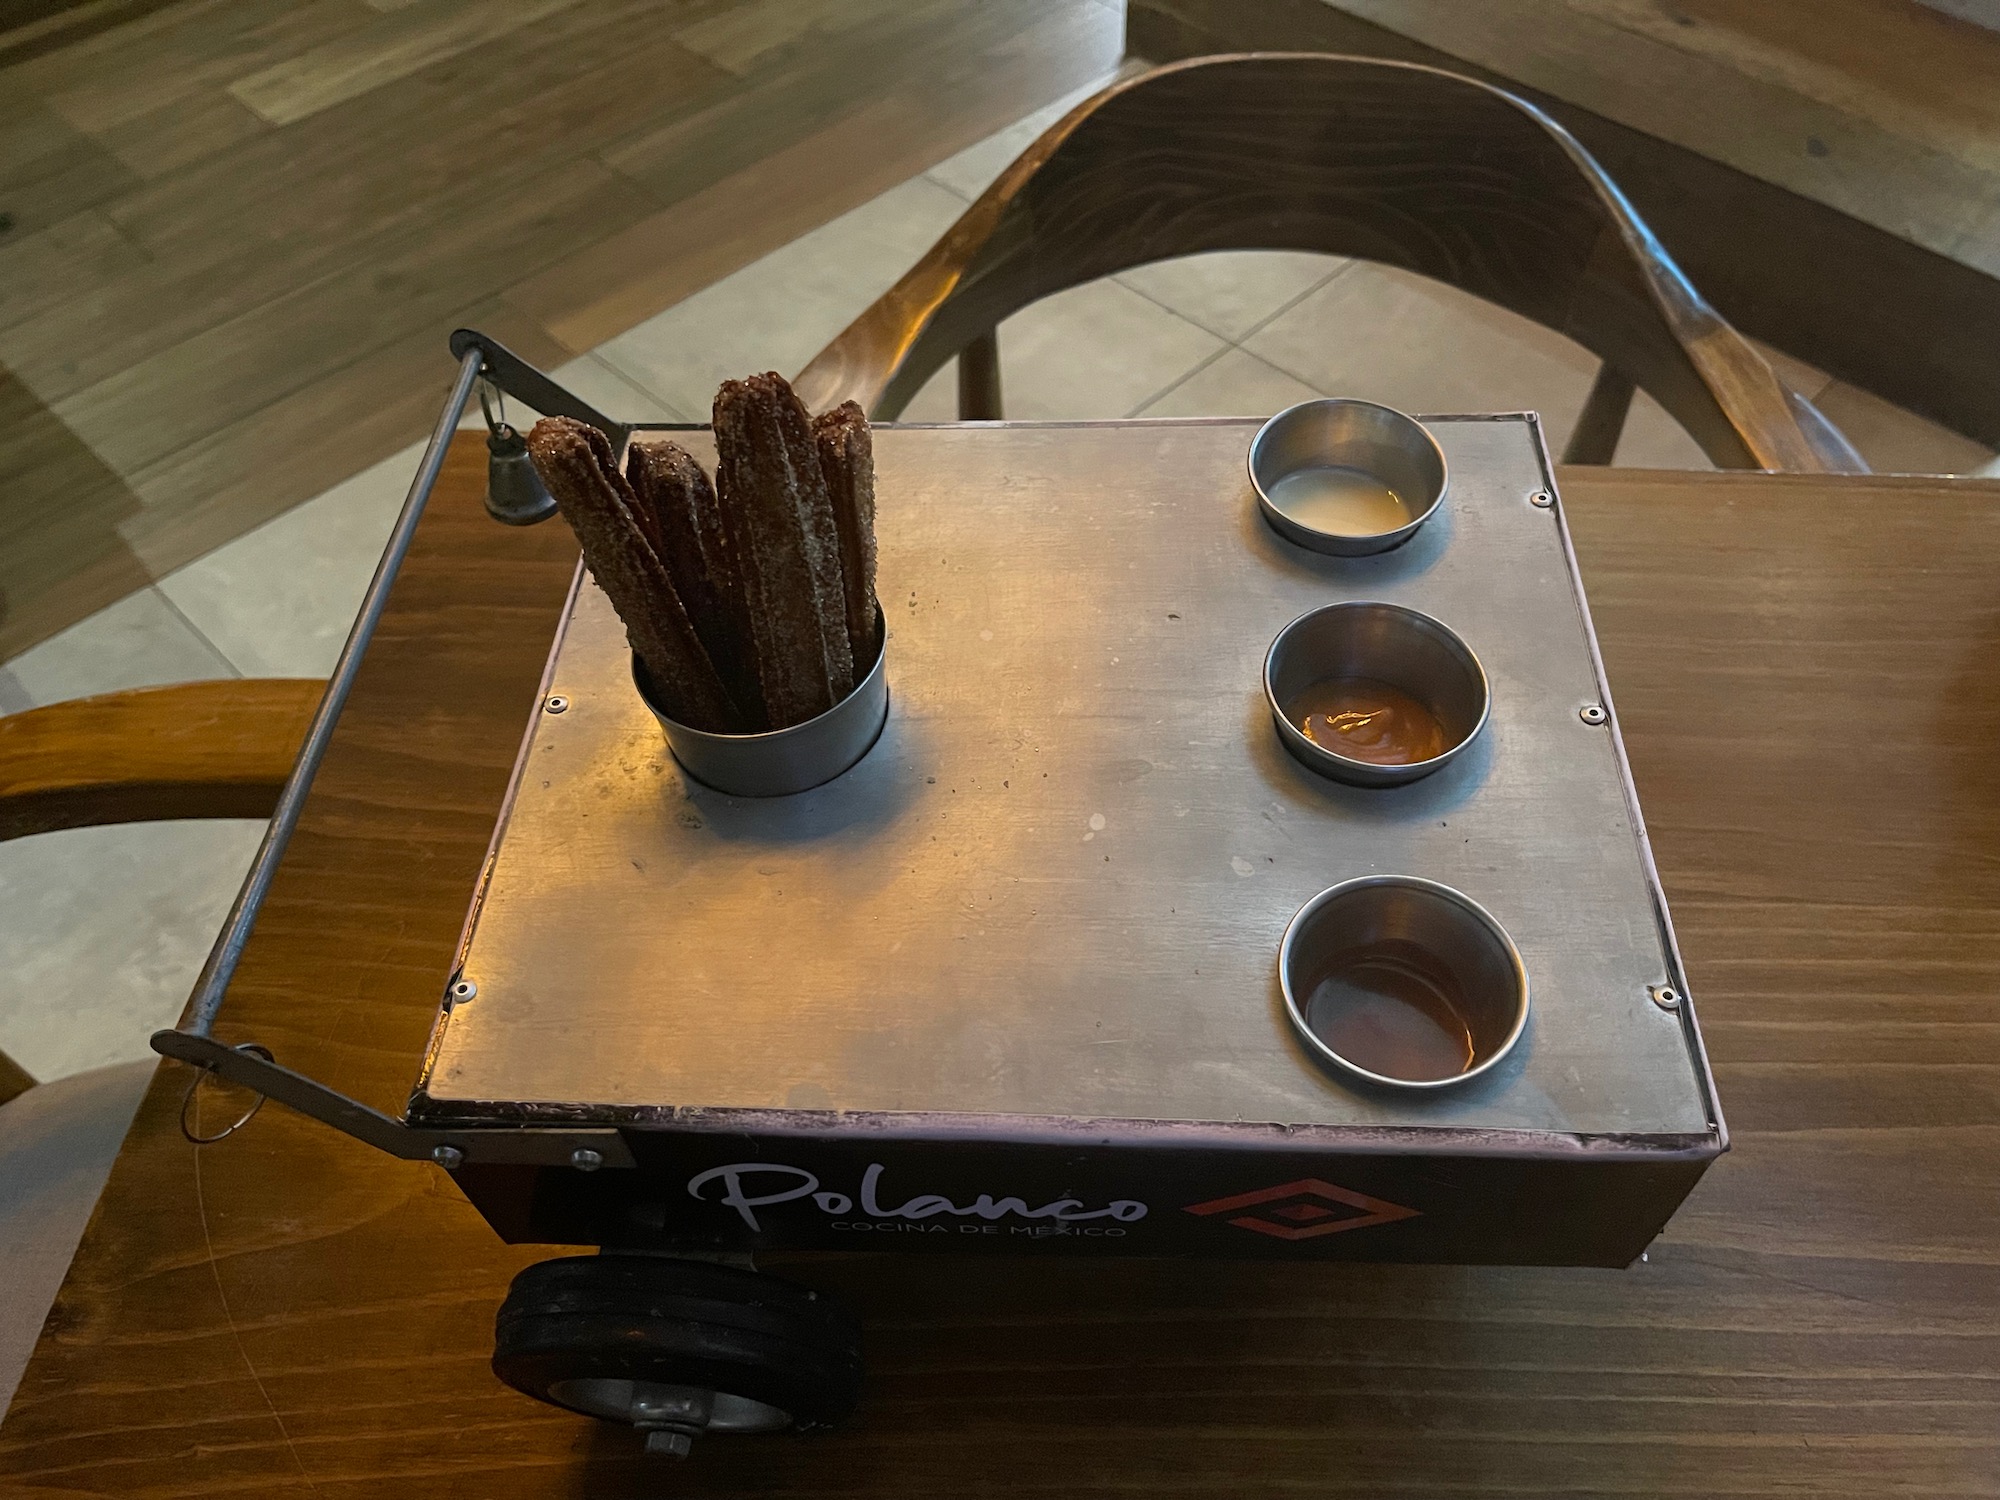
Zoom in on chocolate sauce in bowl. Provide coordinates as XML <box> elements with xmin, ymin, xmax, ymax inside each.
<box><xmin>1304</xmin><ymin>942</ymin><xmax>1478</xmax><ymax>1082</ymax></box>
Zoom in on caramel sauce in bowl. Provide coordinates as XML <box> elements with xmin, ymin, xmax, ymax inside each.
<box><xmin>1293</xmin><ymin>677</ymin><xmax>1447</xmax><ymax>766</ymax></box>
<box><xmin>1264</xmin><ymin>602</ymin><xmax>1489</xmax><ymax>788</ymax></box>
<box><xmin>1279</xmin><ymin>876</ymin><xmax>1529</xmax><ymax>1090</ymax></box>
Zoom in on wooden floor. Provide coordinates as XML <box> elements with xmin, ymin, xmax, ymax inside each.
<box><xmin>0</xmin><ymin>0</ymin><xmax>1124</xmax><ymax>661</ymax></box>
<box><xmin>1320</xmin><ymin>0</ymin><xmax>2000</xmax><ymax>281</ymax></box>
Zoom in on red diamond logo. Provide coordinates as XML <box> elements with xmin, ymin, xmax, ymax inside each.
<box><xmin>1183</xmin><ymin>1177</ymin><xmax>1421</xmax><ymax>1240</ymax></box>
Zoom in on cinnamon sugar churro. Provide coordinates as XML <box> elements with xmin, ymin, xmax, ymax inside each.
<box><xmin>813</xmin><ymin>400</ymin><xmax>877</xmax><ymax>667</ymax></box>
<box><xmin>712</xmin><ymin>373</ymin><xmax>855</xmax><ymax>726</ymax></box>
<box><xmin>527</xmin><ymin>372</ymin><xmax>881</xmax><ymax>737</ymax></box>
<box><xmin>526</xmin><ymin>418</ymin><xmax>743</xmax><ymax>732</ymax></box>
<box><xmin>626</xmin><ymin>437</ymin><xmax>764</xmax><ymax>730</ymax></box>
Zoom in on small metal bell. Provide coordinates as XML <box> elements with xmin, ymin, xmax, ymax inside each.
<box><xmin>477</xmin><ymin>383</ymin><xmax>557</xmax><ymax>526</ymax></box>
<box><xmin>485</xmin><ymin>421</ymin><xmax>558</xmax><ymax>526</ymax></box>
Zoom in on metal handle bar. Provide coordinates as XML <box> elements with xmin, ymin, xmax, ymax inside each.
<box><xmin>149</xmin><ymin>334</ymin><xmax>633</xmax><ymax>1169</ymax></box>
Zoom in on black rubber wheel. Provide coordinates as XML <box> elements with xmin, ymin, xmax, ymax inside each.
<box><xmin>492</xmin><ymin>1255</ymin><xmax>863</xmax><ymax>1439</ymax></box>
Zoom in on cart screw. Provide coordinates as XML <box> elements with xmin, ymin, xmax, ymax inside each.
<box><xmin>1530</xmin><ymin>490</ymin><xmax>1553</xmax><ymax>508</ymax></box>
<box><xmin>1579</xmin><ymin>703</ymin><xmax>1607</xmax><ymax>725</ymax></box>
<box><xmin>1651</xmin><ymin>985</ymin><xmax>1681</xmax><ymax>1010</ymax></box>
<box><xmin>432</xmin><ymin>1144</ymin><xmax>464</xmax><ymax>1170</ymax></box>
<box><xmin>571</xmin><ymin>1147</ymin><xmax>604</xmax><ymax>1172</ymax></box>
<box><xmin>450</xmin><ymin>979</ymin><xmax>477</xmax><ymax>1003</ymax></box>
<box><xmin>545</xmin><ymin>695</ymin><xmax>569</xmax><ymax>714</ymax></box>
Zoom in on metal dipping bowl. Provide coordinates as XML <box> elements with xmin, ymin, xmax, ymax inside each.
<box><xmin>634</xmin><ymin>609</ymin><xmax>888</xmax><ymax>797</ymax></box>
<box><xmin>1264</xmin><ymin>601</ymin><xmax>1489</xmax><ymax>788</ymax></box>
<box><xmin>1280</xmin><ymin>876</ymin><xmax>1529</xmax><ymax>1090</ymax></box>
<box><xmin>1249</xmin><ymin>398</ymin><xmax>1448</xmax><ymax>555</ymax></box>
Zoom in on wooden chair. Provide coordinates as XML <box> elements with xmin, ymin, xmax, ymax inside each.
<box><xmin>0</xmin><ymin>676</ymin><xmax>322</xmax><ymax>1100</ymax></box>
<box><xmin>0</xmin><ymin>676</ymin><xmax>319</xmax><ymax>1408</ymax></box>
<box><xmin>796</xmin><ymin>52</ymin><xmax>1865</xmax><ymax>472</ymax></box>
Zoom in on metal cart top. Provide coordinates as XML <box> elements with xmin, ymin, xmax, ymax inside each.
<box><xmin>412</xmin><ymin>416</ymin><xmax>1714</xmax><ymax>1143</ymax></box>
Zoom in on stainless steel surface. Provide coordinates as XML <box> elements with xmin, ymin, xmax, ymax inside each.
<box><xmin>426</xmin><ymin>418</ymin><xmax>1710</xmax><ymax>1137</ymax></box>
<box><xmin>1263</xmin><ymin>601</ymin><xmax>1489</xmax><ymax>788</ymax></box>
<box><xmin>1249</xmin><ymin>399</ymin><xmax>1448</xmax><ymax>556</ymax></box>
<box><xmin>165</xmin><ymin>346</ymin><xmax>485</xmax><ymax>1042</ymax></box>
<box><xmin>636</xmin><ymin>615</ymin><xmax>890</xmax><ymax>798</ymax></box>
<box><xmin>1277</xmin><ymin>875</ymin><xmax>1529</xmax><ymax>1090</ymax></box>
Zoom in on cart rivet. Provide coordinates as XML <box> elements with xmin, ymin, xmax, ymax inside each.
<box><xmin>1530</xmin><ymin>490</ymin><xmax>1553</xmax><ymax>508</ymax></box>
<box><xmin>1651</xmin><ymin>985</ymin><xmax>1681</xmax><ymax>1010</ymax></box>
<box><xmin>571</xmin><ymin>1147</ymin><xmax>604</xmax><ymax>1172</ymax></box>
<box><xmin>432</xmin><ymin>1144</ymin><xmax>464</xmax><ymax>1170</ymax></box>
<box><xmin>1580</xmin><ymin>703</ymin><xmax>1607</xmax><ymax>725</ymax></box>
<box><xmin>451</xmin><ymin>979</ymin><xmax>477</xmax><ymax>1002</ymax></box>
<box><xmin>545</xmin><ymin>695</ymin><xmax>569</xmax><ymax>715</ymax></box>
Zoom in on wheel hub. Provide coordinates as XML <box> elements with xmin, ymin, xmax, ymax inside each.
<box><xmin>549</xmin><ymin>1378</ymin><xmax>791</xmax><ymax>1457</ymax></box>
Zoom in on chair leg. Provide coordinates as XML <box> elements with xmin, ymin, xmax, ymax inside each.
<box><xmin>957</xmin><ymin>329</ymin><xmax>1003</xmax><ymax>421</ymax></box>
<box><xmin>1562</xmin><ymin>365</ymin><xmax>1637</xmax><ymax>466</ymax></box>
<box><xmin>0</xmin><ymin>1048</ymin><xmax>34</xmax><ymax>1107</ymax></box>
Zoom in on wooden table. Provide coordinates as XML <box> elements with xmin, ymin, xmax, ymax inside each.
<box><xmin>3</xmin><ymin>428</ymin><xmax>1997</xmax><ymax>1497</ymax></box>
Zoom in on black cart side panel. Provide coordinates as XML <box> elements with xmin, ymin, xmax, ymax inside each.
<box><xmin>455</xmin><ymin>1131</ymin><xmax>1713</xmax><ymax>1268</ymax></box>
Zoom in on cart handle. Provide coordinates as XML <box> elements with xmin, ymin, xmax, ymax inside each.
<box><xmin>148</xmin><ymin>336</ymin><xmax>634</xmax><ymax>1171</ymax></box>
<box><xmin>448</xmin><ymin>328</ymin><xmax>631</xmax><ymax>448</ymax></box>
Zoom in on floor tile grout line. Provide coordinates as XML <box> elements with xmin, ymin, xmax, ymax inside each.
<box><xmin>574</xmin><ymin>352</ymin><xmax>697</xmax><ymax>425</ymax></box>
<box><xmin>150</xmin><ymin>585</ymin><xmax>243</xmax><ymax>681</ymax></box>
<box><xmin>1125</xmin><ymin>337</ymin><xmax>1240</xmax><ymax>420</ymax></box>
<box><xmin>1121</xmin><ymin>259</ymin><xmax>1361</xmax><ymax>417</ymax></box>
<box><xmin>0</xmin><ymin>667</ymin><xmax>32</xmax><ymax>716</ymax></box>
<box><xmin>1110</xmin><ymin>274</ymin><xmax>1229</xmax><ymax>339</ymax></box>
<box><xmin>922</xmin><ymin>169</ymin><xmax>975</xmax><ymax>205</ymax></box>
<box><xmin>1232</xmin><ymin>259</ymin><xmax>1358</xmax><ymax>346</ymax></box>
<box><xmin>1229</xmin><ymin>261</ymin><xmax>1367</xmax><ymax>395</ymax></box>
<box><xmin>1111</xmin><ymin>255</ymin><xmax>1354</xmax><ymax>348</ymax></box>
<box><xmin>1133</xmin><ymin>341</ymin><xmax>1330</xmax><ymax>419</ymax></box>
<box><xmin>1087</xmin><ymin>292</ymin><xmax>1236</xmax><ymax>418</ymax></box>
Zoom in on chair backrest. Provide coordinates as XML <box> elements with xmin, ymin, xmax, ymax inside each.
<box><xmin>0</xmin><ymin>678</ymin><xmax>321</xmax><ymax>843</ymax></box>
<box><xmin>796</xmin><ymin>53</ymin><xmax>1863</xmax><ymax>473</ymax></box>
<box><xmin>0</xmin><ymin>676</ymin><xmax>321</xmax><ymax>1101</ymax></box>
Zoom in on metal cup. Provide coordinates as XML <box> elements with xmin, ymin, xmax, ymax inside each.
<box><xmin>1264</xmin><ymin>601</ymin><xmax>1489</xmax><ymax>788</ymax></box>
<box><xmin>634</xmin><ymin>611</ymin><xmax>888</xmax><ymax>797</ymax></box>
<box><xmin>1280</xmin><ymin>876</ymin><xmax>1529</xmax><ymax>1090</ymax></box>
<box><xmin>1249</xmin><ymin>398</ymin><xmax>1447</xmax><ymax>555</ymax></box>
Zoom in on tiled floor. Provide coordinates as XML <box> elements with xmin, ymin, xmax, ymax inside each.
<box><xmin>3</xmin><ymin>79</ymin><xmax>1994</xmax><ymax>1085</ymax></box>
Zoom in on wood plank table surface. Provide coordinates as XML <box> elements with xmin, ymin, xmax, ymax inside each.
<box><xmin>2</xmin><ymin>425</ymin><xmax>1997</xmax><ymax>1497</ymax></box>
